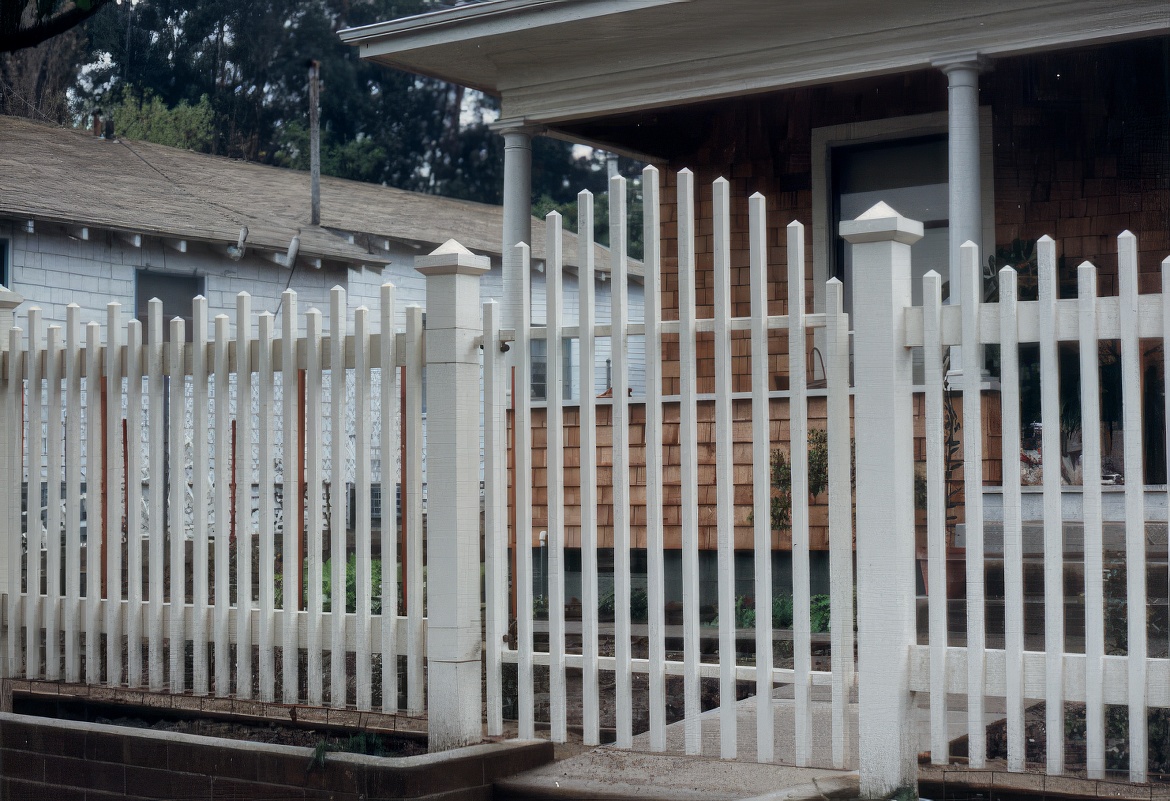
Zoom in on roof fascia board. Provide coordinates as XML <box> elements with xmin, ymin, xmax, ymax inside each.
<box><xmin>339</xmin><ymin>0</ymin><xmax>679</xmax><ymax>52</ymax></box>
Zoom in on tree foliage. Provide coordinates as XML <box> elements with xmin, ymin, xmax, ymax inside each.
<box><xmin>74</xmin><ymin>0</ymin><xmax>606</xmax><ymax>206</ymax></box>
<box><xmin>1</xmin><ymin>0</ymin><xmax>113</xmax><ymax>53</ymax></box>
<box><xmin>109</xmin><ymin>90</ymin><xmax>215</xmax><ymax>150</ymax></box>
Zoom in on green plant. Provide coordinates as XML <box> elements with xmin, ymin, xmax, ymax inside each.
<box><xmin>533</xmin><ymin>594</ymin><xmax>549</xmax><ymax>619</ymax></box>
<box><xmin>274</xmin><ymin>555</ymin><xmax>383</xmax><ymax>614</ymax></box>
<box><xmin>772</xmin><ymin>594</ymin><xmax>794</xmax><ymax>629</ymax></box>
<box><xmin>712</xmin><ymin>595</ymin><xmax>756</xmax><ymax>629</ymax></box>
<box><xmin>307</xmin><ymin>732</ymin><xmax>387</xmax><ymax>772</ymax></box>
<box><xmin>809</xmin><ymin>594</ymin><xmax>831</xmax><ymax>633</ymax></box>
<box><xmin>750</xmin><ymin>428</ymin><xmax>850</xmax><ymax>533</ymax></box>
<box><xmin>596</xmin><ymin>587</ymin><xmax>649</xmax><ymax>622</ymax></box>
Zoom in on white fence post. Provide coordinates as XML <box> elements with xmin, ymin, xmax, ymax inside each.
<box><xmin>840</xmin><ymin>202</ymin><xmax>922</xmax><ymax>799</ymax></box>
<box><xmin>416</xmin><ymin>239</ymin><xmax>490</xmax><ymax>752</ymax></box>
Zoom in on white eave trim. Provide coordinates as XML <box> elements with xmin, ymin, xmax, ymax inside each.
<box><xmin>339</xmin><ymin>0</ymin><xmax>680</xmax><ymax>50</ymax></box>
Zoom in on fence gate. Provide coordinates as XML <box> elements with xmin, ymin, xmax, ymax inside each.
<box><xmin>483</xmin><ymin>166</ymin><xmax>858</xmax><ymax>768</ymax></box>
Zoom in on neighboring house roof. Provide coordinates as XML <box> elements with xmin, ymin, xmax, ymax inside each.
<box><xmin>0</xmin><ymin>115</ymin><xmax>637</xmax><ymax>275</ymax></box>
<box><xmin>340</xmin><ymin>0</ymin><xmax>1170</xmax><ymax>136</ymax></box>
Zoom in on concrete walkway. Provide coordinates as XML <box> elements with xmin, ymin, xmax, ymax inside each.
<box><xmin>497</xmin><ymin>689</ymin><xmax>860</xmax><ymax>800</ymax></box>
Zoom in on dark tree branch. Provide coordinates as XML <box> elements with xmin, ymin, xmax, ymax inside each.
<box><xmin>0</xmin><ymin>0</ymin><xmax>114</xmax><ymax>53</ymax></box>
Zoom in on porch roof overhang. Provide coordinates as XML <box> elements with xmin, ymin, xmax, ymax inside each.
<box><xmin>342</xmin><ymin>0</ymin><xmax>1170</xmax><ymax>148</ymax></box>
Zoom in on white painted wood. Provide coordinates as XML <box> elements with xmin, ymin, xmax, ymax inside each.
<box><xmin>330</xmin><ymin>286</ymin><xmax>347</xmax><ymax>708</ymax></box>
<box><xmin>305</xmin><ymin>309</ymin><xmax>324</xmax><ymax>706</ymax></box>
<box><xmin>841</xmin><ymin>203</ymin><xmax>922</xmax><ymax>798</ymax></box>
<box><xmin>825</xmin><ymin>277</ymin><xmax>854</xmax><ymax>770</ymax></box>
<box><xmin>609</xmin><ymin>176</ymin><xmax>633</xmax><ymax>750</ymax></box>
<box><xmin>234</xmin><ymin>293</ymin><xmax>254</xmax><ymax>700</ymax></box>
<box><xmin>380</xmin><ymin>283</ymin><xmax>400</xmax><ymax>714</ymax></box>
<box><xmin>676</xmin><ymin>169</ymin><xmax>702</xmax><ymax>756</ymax></box>
<box><xmin>85</xmin><ymin>318</ymin><xmax>102</xmax><ymax>685</ymax></box>
<box><xmin>787</xmin><ymin>220</ymin><xmax>812</xmax><ymax>768</ymax></box>
<box><xmin>404</xmin><ymin>303</ymin><xmax>425</xmax><ymax>715</ymax></box>
<box><xmin>1036</xmin><ymin>237</ymin><xmax>1064</xmax><ymax>774</ymax></box>
<box><xmin>27</xmin><ymin>307</ymin><xmax>43</xmax><ymax>679</ymax></box>
<box><xmin>907</xmin><ymin>645</ymin><xmax>1170</xmax><ymax>707</ymax></box>
<box><xmin>749</xmin><ymin>193</ymin><xmax>774</xmax><ymax>764</ymax></box>
<box><xmin>1117</xmin><ymin>232</ymin><xmax>1147</xmax><ymax>783</ymax></box>
<box><xmin>960</xmin><ymin>241</ymin><xmax>987</xmax><ymax>769</ymax></box>
<box><xmin>922</xmin><ymin>271</ymin><xmax>947</xmax><ymax>766</ymax></box>
<box><xmin>354</xmin><ymin>306</ymin><xmax>373</xmax><ymax>711</ymax></box>
<box><xmin>6</xmin><ymin>326</ymin><xmax>22</xmax><ymax>679</ymax></box>
<box><xmin>711</xmin><ymin>177</ymin><xmax>737</xmax><ymax>761</ymax></box>
<box><xmin>213</xmin><ymin>314</ymin><xmax>231</xmax><ymax>697</ymax></box>
<box><xmin>146</xmin><ymin>300</ymin><xmax>164</xmax><ymax>690</ymax></box>
<box><xmin>106</xmin><ymin>303</ymin><xmax>124</xmax><ymax>686</ymax></box>
<box><xmin>545</xmin><ymin>215</ymin><xmax>567</xmax><ymax>743</ymax></box>
<box><xmin>512</xmin><ymin>242</ymin><xmax>535</xmax><ymax>740</ymax></box>
<box><xmin>416</xmin><ymin>240</ymin><xmax>490</xmax><ymax>751</ymax></box>
<box><xmin>257</xmin><ymin>313</ymin><xmax>276</xmax><ymax>702</ymax></box>
<box><xmin>999</xmin><ymin>268</ymin><xmax>1025</xmax><ymax>772</ymax></box>
<box><xmin>168</xmin><ymin>317</ymin><xmax>187</xmax><ymax>692</ymax></box>
<box><xmin>125</xmin><ymin>319</ymin><xmax>143</xmax><ymax>688</ymax></box>
<box><xmin>482</xmin><ymin>297</ymin><xmax>504</xmax><ymax>732</ymax></box>
<box><xmin>64</xmin><ymin>304</ymin><xmax>82</xmax><ymax>684</ymax></box>
<box><xmin>44</xmin><ymin>324</ymin><xmax>62</xmax><ymax>681</ymax></box>
<box><xmin>643</xmin><ymin>166</ymin><xmax>668</xmax><ymax>754</ymax></box>
<box><xmin>192</xmin><ymin>297</ymin><xmax>209</xmax><ymax>695</ymax></box>
<box><xmin>1078</xmin><ymin>261</ymin><xmax>1106</xmax><ymax>779</ymax></box>
<box><xmin>280</xmin><ymin>289</ymin><xmax>300</xmax><ymax>704</ymax></box>
<box><xmin>577</xmin><ymin>193</ymin><xmax>601</xmax><ymax>747</ymax></box>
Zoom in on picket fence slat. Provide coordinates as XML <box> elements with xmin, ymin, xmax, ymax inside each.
<box><xmin>6</xmin><ymin>325</ymin><xmax>21</xmax><ymax>680</ymax></box>
<box><xmin>126</xmin><ymin>319</ymin><xmax>143</xmax><ymax>689</ymax></box>
<box><xmin>676</xmin><ymin>169</ymin><xmax>703</xmax><ymax>757</ymax></box>
<box><xmin>44</xmin><ymin>324</ymin><xmax>61</xmax><ymax>681</ymax></box>
<box><xmin>959</xmin><ymin>242</ymin><xmax>986</xmax><ymax>768</ymax></box>
<box><xmin>65</xmin><ymin>304</ymin><xmax>83</xmax><ymax>684</ymax></box>
<box><xmin>354</xmin><ymin>306</ymin><xmax>373</xmax><ymax>711</ymax></box>
<box><xmin>147</xmin><ymin>301</ymin><xmax>165</xmax><ymax>691</ymax></box>
<box><xmin>482</xmin><ymin>296</ymin><xmax>503</xmax><ymax>732</ymax></box>
<box><xmin>280</xmin><ymin>290</ymin><xmax>299</xmax><ymax>704</ymax></box>
<box><xmin>545</xmin><ymin>214</ymin><xmax>567</xmax><ymax>744</ymax></box>
<box><xmin>923</xmin><ymin>271</ymin><xmax>947</xmax><ymax>766</ymax></box>
<box><xmin>610</xmin><ymin>176</ymin><xmax>634</xmax><ymax>750</ymax></box>
<box><xmin>214</xmin><ymin>314</ymin><xmax>231</xmax><ymax>697</ymax></box>
<box><xmin>330</xmin><ymin>287</ymin><xmax>346</xmax><ymax>708</ymax></box>
<box><xmin>825</xmin><ymin>277</ymin><xmax>854</xmax><ymax>771</ymax></box>
<box><xmin>788</xmin><ymin>221</ymin><xmax>812</xmax><ymax>768</ymax></box>
<box><xmin>1115</xmin><ymin>232</ymin><xmax>1148</xmax><ymax>783</ymax></box>
<box><xmin>27</xmin><ymin>308</ymin><xmax>43</xmax><ymax>680</ymax></box>
<box><xmin>512</xmin><ymin>244</ymin><xmax>535</xmax><ymax>740</ymax></box>
<box><xmin>1078</xmin><ymin>262</ymin><xmax>1106</xmax><ymax>779</ymax></box>
<box><xmin>577</xmin><ymin>192</ymin><xmax>601</xmax><ymax>748</ymax></box>
<box><xmin>1037</xmin><ymin>236</ymin><xmax>1064</xmax><ymax>775</ymax></box>
<box><xmin>106</xmin><ymin>305</ymin><xmax>124</xmax><ymax>688</ymax></box>
<box><xmin>712</xmin><ymin>177</ymin><xmax>737</xmax><ymax>761</ymax></box>
<box><xmin>749</xmin><ymin>192</ymin><xmax>775</xmax><ymax>765</ymax></box>
<box><xmin>87</xmin><ymin>318</ymin><xmax>104</xmax><ymax>686</ymax></box>
<box><xmin>193</xmin><ymin>298</ymin><xmax>210</xmax><ymax>696</ymax></box>
<box><xmin>258</xmin><ymin>312</ymin><xmax>276</xmax><ymax>703</ymax></box>
<box><xmin>305</xmin><ymin>309</ymin><xmax>325</xmax><ymax>706</ymax></box>
<box><xmin>234</xmin><ymin>292</ymin><xmax>254</xmax><ymax>700</ymax></box>
<box><xmin>643</xmin><ymin>165</ymin><xmax>668</xmax><ymax>754</ymax></box>
<box><xmin>404</xmin><ymin>303</ymin><xmax>425</xmax><ymax>715</ymax></box>
<box><xmin>381</xmin><ymin>283</ymin><xmax>400</xmax><ymax>715</ymax></box>
<box><xmin>999</xmin><ymin>268</ymin><xmax>1025</xmax><ymax>773</ymax></box>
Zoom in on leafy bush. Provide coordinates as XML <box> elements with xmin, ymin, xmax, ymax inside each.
<box><xmin>275</xmin><ymin>555</ymin><xmax>383</xmax><ymax>615</ymax></box>
<box><xmin>597</xmin><ymin>587</ymin><xmax>649</xmax><ymax>622</ymax></box>
<box><xmin>772</xmin><ymin>594</ymin><xmax>794</xmax><ymax>628</ymax></box>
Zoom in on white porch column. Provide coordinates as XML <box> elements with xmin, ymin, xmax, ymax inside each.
<box><xmin>0</xmin><ymin>285</ymin><xmax>23</xmax><ymax>607</ymax></box>
<box><xmin>501</xmin><ymin>126</ymin><xmax>535</xmax><ymax>335</ymax></box>
<box><xmin>939</xmin><ymin>56</ymin><xmax>987</xmax><ymax>293</ymax></box>
<box><xmin>417</xmin><ymin>240</ymin><xmax>491</xmax><ymax>752</ymax></box>
<box><xmin>841</xmin><ymin>202</ymin><xmax>923</xmax><ymax>800</ymax></box>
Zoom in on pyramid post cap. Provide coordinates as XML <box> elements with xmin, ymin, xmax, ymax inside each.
<box><xmin>839</xmin><ymin>202</ymin><xmax>924</xmax><ymax>246</ymax></box>
<box><xmin>416</xmin><ymin>238</ymin><xmax>491</xmax><ymax>276</ymax></box>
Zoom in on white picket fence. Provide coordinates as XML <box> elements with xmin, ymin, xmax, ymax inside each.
<box><xmin>904</xmin><ymin>231</ymin><xmax>1170</xmax><ymax>785</ymax></box>
<box><xmin>0</xmin><ymin>286</ymin><xmax>426</xmax><ymax>713</ymax></box>
<box><xmin>3</xmin><ymin>164</ymin><xmax>1170</xmax><ymax>796</ymax></box>
<box><xmin>485</xmin><ymin>167</ymin><xmax>858</xmax><ymax>767</ymax></box>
